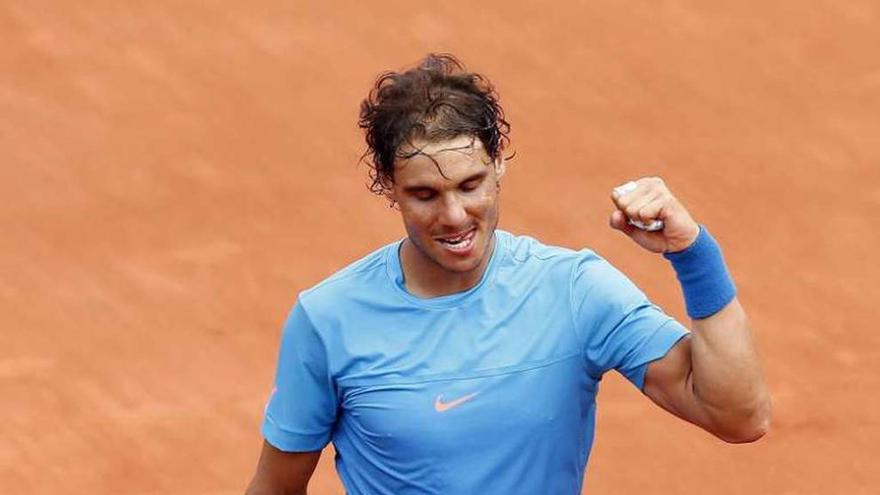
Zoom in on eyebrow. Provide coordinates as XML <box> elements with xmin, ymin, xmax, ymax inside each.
<box><xmin>402</xmin><ymin>170</ymin><xmax>487</xmax><ymax>194</ymax></box>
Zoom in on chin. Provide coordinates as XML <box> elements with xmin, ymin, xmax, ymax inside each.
<box><xmin>432</xmin><ymin>231</ymin><xmax>491</xmax><ymax>273</ymax></box>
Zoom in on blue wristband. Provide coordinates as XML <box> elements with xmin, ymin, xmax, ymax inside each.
<box><xmin>663</xmin><ymin>226</ymin><xmax>736</xmax><ymax>319</ymax></box>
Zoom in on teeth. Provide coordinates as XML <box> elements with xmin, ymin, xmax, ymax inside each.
<box><xmin>437</xmin><ymin>230</ymin><xmax>475</xmax><ymax>251</ymax></box>
<box><xmin>439</xmin><ymin>230</ymin><xmax>470</xmax><ymax>242</ymax></box>
<box><xmin>440</xmin><ymin>237</ymin><xmax>465</xmax><ymax>245</ymax></box>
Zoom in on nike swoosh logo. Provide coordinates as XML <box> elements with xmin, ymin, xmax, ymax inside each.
<box><xmin>434</xmin><ymin>392</ymin><xmax>479</xmax><ymax>412</ymax></box>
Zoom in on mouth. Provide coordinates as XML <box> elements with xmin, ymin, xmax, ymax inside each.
<box><xmin>434</xmin><ymin>227</ymin><xmax>477</xmax><ymax>255</ymax></box>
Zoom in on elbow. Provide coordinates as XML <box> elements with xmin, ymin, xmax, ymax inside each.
<box><xmin>718</xmin><ymin>418</ymin><xmax>770</xmax><ymax>444</ymax></box>
<box><xmin>714</xmin><ymin>394</ymin><xmax>773</xmax><ymax>444</ymax></box>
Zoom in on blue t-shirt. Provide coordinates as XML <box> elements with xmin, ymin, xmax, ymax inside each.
<box><xmin>263</xmin><ymin>230</ymin><xmax>688</xmax><ymax>494</ymax></box>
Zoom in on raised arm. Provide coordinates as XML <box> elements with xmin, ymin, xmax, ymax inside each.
<box><xmin>609</xmin><ymin>177</ymin><xmax>771</xmax><ymax>443</ymax></box>
<box><xmin>245</xmin><ymin>441</ymin><xmax>321</xmax><ymax>495</ymax></box>
<box><xmin>642</xmin><ymin>298</ymin><xmax>770</xmax><ymax>442</ymax></box>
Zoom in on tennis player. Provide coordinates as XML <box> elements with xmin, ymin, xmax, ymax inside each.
<box><xmin>245</xmin><ymin>54</ymin><xmax>771</xmax><ymax>495</ymax></box>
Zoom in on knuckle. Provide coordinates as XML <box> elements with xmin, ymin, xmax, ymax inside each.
<box><xmin>657</xmin><ymin>179</ymin><xmax>670</xmax><ymax>193</ymax></box>
<box><xmin>647</xmin><ymin>177</ymin><xmax>665</xmax><ymax>191</ymax></box>
<box><xmin>624</xmin><ymin>205</ymin><xmax>639</xmax><ymax>218</ymax></box>
<box><xmin>639</xmin><ymin>176</ymin><xmax>663</xmax><ymax>193</ymax></box>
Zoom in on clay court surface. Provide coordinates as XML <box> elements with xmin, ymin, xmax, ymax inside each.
<box><xmin>2</xmin><ymin>2</ymin><xmax>879</xmax><ymax>494</ymax></box>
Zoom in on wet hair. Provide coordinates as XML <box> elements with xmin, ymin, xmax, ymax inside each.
<box><xmin>358</xmin><ymin>53</ymin><xmax>512</xmax><ymax>196</ymax></box>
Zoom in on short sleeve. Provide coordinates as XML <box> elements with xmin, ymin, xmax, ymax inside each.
<box><xmin>571</xmin><ymin>252</ymin><xmax>689</xmax><ymax>390</ymax></box>
<box><xmin>262</xmin><ymin>301</ymin><xmax>338</xmax><ymax>451</ymax></box>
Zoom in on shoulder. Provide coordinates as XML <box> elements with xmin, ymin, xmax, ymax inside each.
<box><xmin>498</xmin><ymin>229</ymin><xmax>582</xmax><ymax>265</ymax></box>
<box><xmin>296</xmin><ymin>240</ymin><xmax>397</xmax><ymax>318</ymax></box>
<box><xmin>499</xmin><ymin>230</ymin><xmax>643</xmax><ymax>306</ymax></box>
<box><xmin>497</xmin><ymin>230</ymin><xmax>647</xmax><ymax>322</ymax></box>
<box><xmin>498</xmin><ymin>229</ymin><xmax>612</xmax><ymax>279</ymax></box>
<box><xmin>562</xmin><ymin>243</ymin><xmax>648</xmax><ymax>316</ymax></box>
<box><xmin>491</xmin><ymin>230</ymin><xmax>617</xmax><ymax>306</ymax></box>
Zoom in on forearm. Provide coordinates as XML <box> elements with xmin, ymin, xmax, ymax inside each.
<box><xmin>689</xmin><ymin>298</ymin><xmax>771</xmax><ymax>442</ymax></box>
<box><xmin>245</xmin><ymin>479</ymin><xmax>305</xmax><ymax>495</ymax></box>
<box><xmin>609</xmin><ymin>181</ymin><xmax>771</xmax><ymax>442</ymax></box>
<box><xmin>662</xmin><ymin>226</ymin><xmax>771</xmax><ymax>441</ymax></box>
<box><xmin>244</xmin><ymin>443</ymin><xmax>319</xmax><ymax>495</ymax></box>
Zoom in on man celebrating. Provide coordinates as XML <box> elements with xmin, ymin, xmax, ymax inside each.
<box><xmin>245</xmin><ymin>54</ymin><xmax>771</xmax><ymax>495</ymax></box>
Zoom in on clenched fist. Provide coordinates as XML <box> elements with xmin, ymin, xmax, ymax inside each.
<box><xmin>610</xmin><ymin>177</ymin><xmax>700</xmax><ymax>253</ymax></box>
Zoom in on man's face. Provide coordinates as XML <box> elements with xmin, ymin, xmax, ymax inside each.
<box><xmin>389</xmin><ymin>135</ymin><xmax>505</xmax><ymax>276</ymax></box>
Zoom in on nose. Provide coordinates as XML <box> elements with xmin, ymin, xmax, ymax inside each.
<box><xmin>438</xmin><ymin>194</ymin><xmax>468</xmax><ymax>226</ymax></box>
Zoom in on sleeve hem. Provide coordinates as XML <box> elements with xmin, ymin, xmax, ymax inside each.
<box><xmin>620</xmin><ymin>320</ymin><xmax>690</xmax><ymax>391</ymax></box>
<box><xmin>262</xmin><ymin>416</ymin><xmax>330</xmax><ymax>452</ymax></box>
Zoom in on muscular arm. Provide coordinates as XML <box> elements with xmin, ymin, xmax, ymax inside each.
<box><xmin>609</xmin><ymin>177</ymin><xmax>771</xmax><ymax>443</ymax></box>
<box><xmin>245</xmin><ymin>441</ymin><xmax>321</xmax><ymax>495</ymax></box>
<box><xmin>643</xmin><ymin>298</ymin><xmax>771</xmax><ymax>442</ymax></box>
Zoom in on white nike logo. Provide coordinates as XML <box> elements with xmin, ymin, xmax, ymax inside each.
<box><xmin>434</xmin><ymin>392</ymin><xmax>479</xmax><ymax>412</ymax></box>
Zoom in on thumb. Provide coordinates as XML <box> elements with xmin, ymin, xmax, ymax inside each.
<box><xmin>609</xmin><ymin>210</ymin><xmax>636</xmax><ymax>235</ymax></box>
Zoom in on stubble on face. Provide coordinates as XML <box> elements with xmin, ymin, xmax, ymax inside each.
<box><xmin>390</xmin><ymin>136</ymin><xmax>504</xmax><ymax>297</ymax></box>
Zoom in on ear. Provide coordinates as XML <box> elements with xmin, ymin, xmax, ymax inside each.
<box><xmin>493</xmin><ymin>156</ymin><xmax>507</xmax><ymax>181</ymax></box>
<box><xmin>380</xmin><ymin>175</ymin><xmax>398</xmax><ymax>207</ymax></box>
<box><xmin>383</xmin><ymin>186</ymin><xmax>398</xmax><ymax>206</ymax></box>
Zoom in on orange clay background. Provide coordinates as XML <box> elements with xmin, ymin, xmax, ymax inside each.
<box><xmin>2</xmin><ymin>2</ymin><xmax>879</xmax><ymax>494</ymax></box>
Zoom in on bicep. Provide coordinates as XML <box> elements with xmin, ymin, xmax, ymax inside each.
<box><xmin>246</xmin><ymin>440</ymin><xmax>321</xmax><ymax>495</ymax></box>
<box><xmin>642</xmin><ymin>335</ymin><xmax>712</xmax><ymax>430</ymax></box>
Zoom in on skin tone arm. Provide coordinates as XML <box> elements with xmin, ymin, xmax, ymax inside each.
<box><xmin>245</xmin><ymin>441</ymin><xmax>321</xmax><ymax>495</ymax></box>
<box><xmin>644</xmin><ymin>299</ymin><xmax>770</xmax><ymax>442</ymax></box>
<box><xmin>609</xmin><ymin>177</ymin><xmax>772</xmax><ymax>443</ymax></box>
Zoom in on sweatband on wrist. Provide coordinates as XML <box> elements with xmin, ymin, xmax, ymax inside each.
<box><xmin>663</xmin><ymin>226</ymin><xmax>736</xmax><ymax>319</ymax></box>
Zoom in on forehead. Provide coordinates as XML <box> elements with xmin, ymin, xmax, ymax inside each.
<box><xmin>394</xmin><ymin>136</ymin><xmax>490</xmax><ymax>185</ymax></box>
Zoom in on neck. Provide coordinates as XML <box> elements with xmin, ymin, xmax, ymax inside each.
<box><xmin>399</xmin><ymin>234</ymin><xmax>496</xmax><ymax>298</ymax></box>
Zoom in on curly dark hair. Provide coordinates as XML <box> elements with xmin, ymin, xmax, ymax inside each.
<box><xmin>358</xmin><ymin>53</ymin><xmax>512</xmax><ymax>196</ymax></box>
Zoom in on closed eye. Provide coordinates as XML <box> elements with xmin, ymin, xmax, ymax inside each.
<box><xmin>460</xmin><ymin>181</ymin><xmax>479</xmax><ymax>192</ymax></box>
<box><xmin>460</xmin><ymin>175</ymin><xmax>486</xmax><ymax>192</ymax></box>
<box><xmin>411</xmin><ymin>189</ymin><xmax>437</xmax><ymax>201</ymax></box>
